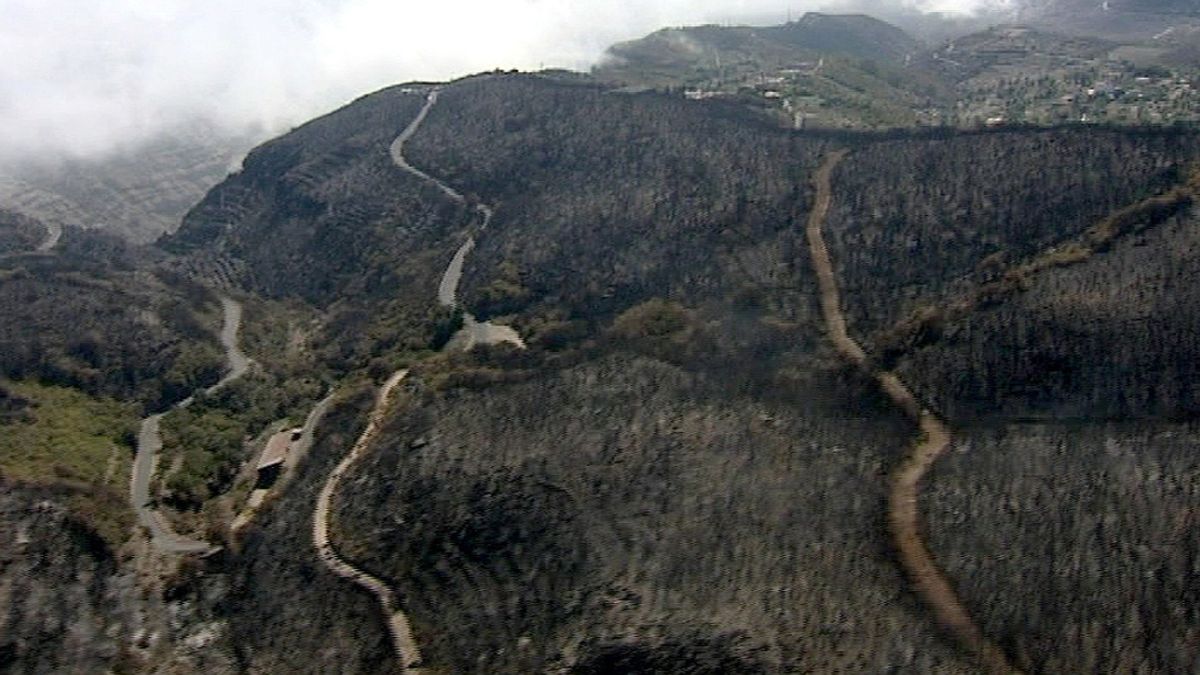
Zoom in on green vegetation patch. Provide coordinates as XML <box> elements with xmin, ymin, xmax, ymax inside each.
<box><xmin>611</xmin><ymin>298</ymin><xmax>693</xmax><ymax>341</ymax></box>
<box><xmin>159</xmin><ymin>371</ymin><xmax>324</xmax><ymax>510</ymax></box>
<box><xmin>0</xmin><ymin>379</ymin><xmax>137</xmax><ymax>547</ymax></box>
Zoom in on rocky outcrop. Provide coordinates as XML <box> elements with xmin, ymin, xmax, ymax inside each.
<box><xmin>0</xmin><ymin>484</ymin><xmax>120</xmax><ymax>673</ymax></box>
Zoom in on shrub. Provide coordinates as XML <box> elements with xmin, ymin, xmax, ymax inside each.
<box><xmin>611</xmin><ymin>298</ymin><xmax>692</xmax><ymax>341</ymax></box>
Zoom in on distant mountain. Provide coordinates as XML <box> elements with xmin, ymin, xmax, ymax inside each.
<box><xmin>602</xmin><ymin>6</ymin><xmax>1200</xmax><ymax>129</ymax></box>
<box><xmin>1018</xmin><ymin>0</ymin><xmax>1200</xmax><ymax>41</ymax></box>
<box><xmin>601</xmin><ymin>13</ymin><xmax>922</xmax><ymax>78</ymax></box>
<box><xmin>595</xmin><ymin>13</ymin><xmax>949</xmax><ymax>130</ymax></box>
<box><xmin>1027</xmin><ymin>0</ymin><xmax>1199</xmax><ymax>14</ymax></box>
<box><xmin>931</xmin><ymin>25</ymin><xmax>1114</xmax><ymax>82</ymax></box>
<box><xmin>760</xmin><ymin>12</ymin><xmax>925</xmax><ymax>62</ymax></box>
<box><xmin>0</xmin><ymin>124</ymin><xmax>257</xmax><ymax>243</ymax></box>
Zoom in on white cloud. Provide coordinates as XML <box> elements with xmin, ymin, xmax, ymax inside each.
<box><xmin>0</xmin><ymin>0</ymin><xmax>1009</xmax><ymax>162</ymax></box>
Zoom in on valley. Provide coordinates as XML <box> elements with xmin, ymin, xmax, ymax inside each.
<box><xmin>2</xmin><ymin>3</ymin><xmax>1200</xmax><ymax>673</ymax></box>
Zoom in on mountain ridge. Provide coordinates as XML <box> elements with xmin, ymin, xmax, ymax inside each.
<box><xmin>2</xmin><ymin>7</ymin><xmax>1200</xmax><ymax>670</ymax></box>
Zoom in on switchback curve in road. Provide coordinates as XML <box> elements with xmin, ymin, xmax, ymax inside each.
<box><xmin>0</xmin><ymin>217</ymin><xmax>61</xmax><ymax>259</ymax></box>
<box><xmin>804</xmin><ymin>150</ymin><xmax>1019</xmax><ymax>674</ymax></box>
<box><xmin>312</xmin><ymin>369</ymin><xmax>424</xmax><ymax>673</ymax></box>
<box><xmin>35</xmin><ymin>221</ymin><xmax>61</xmax><ymax>252</ymax></box>
<box><xmin>129</xmin><ymin>295</ymin><xmax>252</xmax><ymax>554</ymax></box>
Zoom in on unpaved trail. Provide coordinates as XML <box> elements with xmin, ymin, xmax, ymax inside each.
<box><xmin>130</xmin><ymin>295</ymin><xmax>251</xmax><ymax>554</ymax></box>
<box><xmin>312</xmin><ymin>369</ymin><xmax>424</xmax><ymax>673</ymax></box>
<box><xmin>804</xmin><ymin>151</ymin><xmax>1019</xmax><ymax>674</ymax></box>
<box><xmin>390</xmin><ymin>88</ymin><xmax>524</xmax><ymax>350</ymax></box>
<box><xmin>310</xmin><ymin>84</ymin><xmax>529</xmax><ymax>674</ymax></box>
<box><xmin>804</xmin><ymin>150</ymin><xmax>864</xmax><ymax>367</ymax></box>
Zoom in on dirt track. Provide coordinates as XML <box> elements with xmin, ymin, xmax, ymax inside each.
<box><xmin>804</xmin><ymin>151</ymin><xmax>1019</xmax><ymax>674</ymax></box>
<box><xmin>312</xmin><ymin>370</ymin><xmax>424</xmax><ymax>673</ymax></box>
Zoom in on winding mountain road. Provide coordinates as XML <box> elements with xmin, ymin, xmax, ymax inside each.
<box><xmin>804</xmin><ymin>151</ymin><xmax>1019</xmax><ymax>674</ymax></box>
<box><xmin>311</xmin><ymin>369</ymin><xmax>424</xmax><ymax>673</ymax></box>
<box><xmin>390</xmin><ymin>88</ymin><xmax>524</xmax><ymax>350</ymax></box>
<box><xmin>130</xmin><ymin>295</ymin><xmax>251</xmax><ymax>554</ymax></box>
<box><xmin>311</xmin><ymin>84</ymin><xmax>536</xmax><ymax>673</ymax></box>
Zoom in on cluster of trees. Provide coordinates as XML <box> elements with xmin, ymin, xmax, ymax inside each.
<box><xmin>926</xmin><ymin>423</ymin><xmax>1200</xmax><ymax>673</ymax></box>
<box><xmin>823</xmin><ymin>126</ymin><xmax>1200</xmax><ymax>339</ymax></box>
<box><xmin>899</xmin><ymin>207</ymin><xmax>1200</xmax><ymax>420</ymax></box>
<box><xmin>0</xmin><ymin>230</ymin><xmax>227</xmax><ymax>412</ymax></box>
<box><xmin>405</xmin><ymin>74</ymin><xmax>833</xmax><ymax>335</ymax></box>
<box><xmin>807</xmin><ymin>126</ymin><xmax>1200</xmax><ymax>420</ymax></box>
<box><xmin>159</xmin><ymin>371</ymin><xmax>324</xmax><ymax>510</ymax></box>
<box><xmin>329</xmin><ymin>353</ymin><xmax>980</xmax><ymax>673</ymax></box>
<box><xmin>0</xmin><ymin>208</ymin><xmax>45</xmax><ymax>253</ymax></box>
<box><xmin>872</xmin><ymin>162</ymin><xmax>1197</xmax><ymax>368</ymax></box>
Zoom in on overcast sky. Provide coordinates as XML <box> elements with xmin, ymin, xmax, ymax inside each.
<box><xmin>0</xmin><ymin>0</ymin><xmax>1012</xmax><ymax>162</ymax></box>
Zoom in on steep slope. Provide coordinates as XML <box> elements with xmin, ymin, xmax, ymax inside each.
<box><xmin>309</xmin><ymin>74</ymin><xmax>964</xmax><ymax>672</ymax></box>
<box><xmin>823</xmin><ymin>127</ymin><xmax>1200</xmax><ymax>342</ymax></box>
<box><xmin>817</xmin><ymin>127</ymin><xmax>1200</xmax><ymax>421</ymax></box>
<box><xmin>170</xmin><ymin>72</ymin><xmax>1200</xmax><ymax>672</ymax></box>
<box><xmin>404</xmin><ymin>74</ymin><xmax>834</xmax><ymax>333</ymax></box>
<box><xmin>898</xmin><ymin>202</ymin><xmax>1200</xmax><ymax>419</ymax></box>
<box><xmin>804</xmin><ymin>151</ymin><xmax>1015</xmax><ymax>673</ymax></box>
<box><xmin>166</xmin><ymin>85</ymin><xmax>472</xmax><ymax>372</ymax></box>
<box><xmin>214</xmin><ymin>386</ymin><xmax>400</xmax><ymax>674</ymax></box>
<box><xmin>0</xmin><ymin>483</ymin><xmax>123</xmax><ymax>673</ymax></box>
<box><xmin>926</xmin><ymin>422</ymin><xmax>1200</xmax><ymax>673</ymax></box>
<box><xmin>820</xmin><ymin>125</ymin><xmax>1200</xmax><ymax>671</ymax></box>
<box><xmin>335</xmin><ymin>356</ymin><xmax>971</xmax><ymax>673</ymax></box>
<box><xmin>182</xmin><ymin>73</ymin><xmax>972</xmax><ymax>672</ymax></box>
<box><xmin>312</xmin><ymin>369</ymin><xmax>422</xmax><ymax>672</ymax></box>
<box><xmin>167</xmin><ymin>86</ymin><xmax>456</xmax><ymax>303</ymax></box>
<box><xmin>0</xmin><ymin>227</ymin><xmax>229</xmax><ymax>410</ymax></box>
<box><xmin>0</xmin><ymin>125</ymin><xmax>254</xmax><ymax>243</ymax></box>
<box><xmin>7</xmin><ymin>66</ymin><xmax>1200</xmax><ymax>674</ymax></box>
<box><xmin>0</xmin><ymin>208</ymin><xmax>48</xmax><ymax>254</ymax></box>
